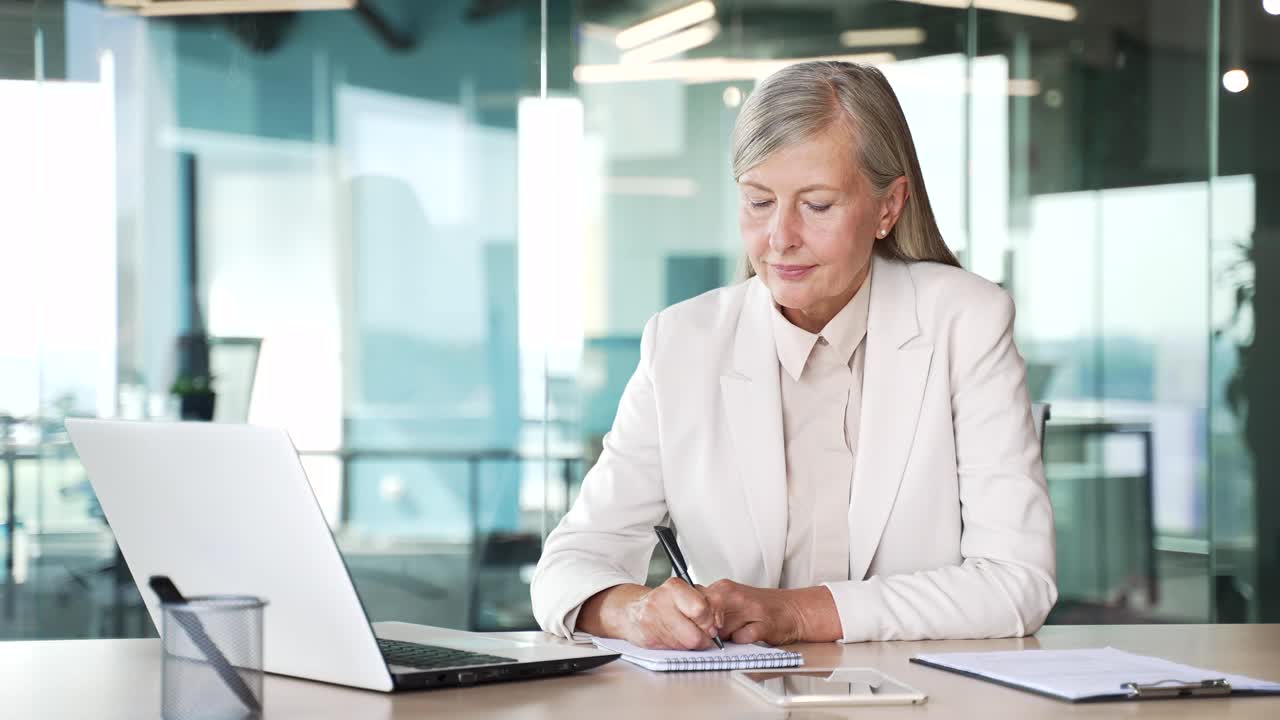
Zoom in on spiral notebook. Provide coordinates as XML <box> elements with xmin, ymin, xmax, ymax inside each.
<box><xmin>591</xmin><ymin>637</ymin><xmax>804</xmax><ymax>672</ymax></box>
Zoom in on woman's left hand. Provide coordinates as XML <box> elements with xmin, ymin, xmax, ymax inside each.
<box><xmin>703</xmin><ymin>580</ymin><xmax>843</xmax><ymax>645</ymax></box>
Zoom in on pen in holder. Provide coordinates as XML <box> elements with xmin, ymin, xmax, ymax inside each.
<box><xmin>151</xmin><ymin>576</ymin><xmax>267</xmax><ymax>720</ymax></box>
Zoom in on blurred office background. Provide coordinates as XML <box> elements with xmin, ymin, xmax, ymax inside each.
<box><xmin>0</xmin><ymin>0</ymin><xmax>1276</xmax><ymax>640</ymax></box>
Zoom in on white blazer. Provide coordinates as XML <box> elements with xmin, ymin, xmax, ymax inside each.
<box><xmin>531</xmin><ymin>255</ymin><xmax>1057</xmax><ymax>643</ymax></box>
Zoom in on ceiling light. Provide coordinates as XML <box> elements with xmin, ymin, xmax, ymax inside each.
<box><xmin>615</xmin><ymin>1</ymin><xmax>717</xmax><ymax>50</ymax></box>
<box><xmin>978</xmin><ymin>0</ymin><xmax>1078</xmax><ymax>21</ymax></box>
<box><xmin>621</xmin><ymin>21</ymin><xmax>719</xmax><ymax>64</ymax></box>
<box><xmin>1006</xmin><ymin>78</ymin><xmax>1041</xmax><ymax>96</ymax></box>
<box><xmin>895</xmin><ymin>0</ymin><xmax>1077</xmax><ymax>22</ymax></box>
<box><xmin>574</xmin><ymin>52</ymin><xmax>896</xmax><ymax>85</ymax></box>
<box><xmin>103</xmin><ymin>0</ymin><xmax>356</xmax><ymax>15</ymax></box>
<box><xmin>1265</xmin><ymin>0</ymin><xmax>1280</xmax><ymax>15</ymax></box>
<box><xmin>839</xmin><ymin>27</ymin><xmax>927</xmax><ymax>48</ymax></box>
<box><xmin>1222</xmin><ymin>68</ymin><xmax>1249</xmax><ymax>93</ymax></box>
<box><xmin>893</xmin><ymin>0</ymin><xmax>970</xmax><ymax>8</ymax></box>
<box><xmin>579</xmin><ymin>22</ymin><xmax>621</xmax><ymax>39</ymax></box>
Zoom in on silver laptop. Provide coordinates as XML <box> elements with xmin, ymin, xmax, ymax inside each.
<box><xmin>65</xmin><ymin>418</ymin><xmax>617</xmax><ymax>692</ymax></box>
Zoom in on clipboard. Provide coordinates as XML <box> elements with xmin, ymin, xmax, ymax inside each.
<box><xmin>1119</xmin><ymin>678</ymin><xmax>1231</xmax><ymax>699</ymax></box>
<box><xmin>909</xmin><ymin>647</ymin><xmax>1280</xmax><ymax>704</ymax></box>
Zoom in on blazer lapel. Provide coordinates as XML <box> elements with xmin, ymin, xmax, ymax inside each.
<box><xmin>848</xmin><ymin>255</ymin><xmax>934</xmax><ymax>581</ymax></box>
<box><xmin>720</xmin><ymin>278</ymin><xmax>787</xmax><ymax>586</ymax></box>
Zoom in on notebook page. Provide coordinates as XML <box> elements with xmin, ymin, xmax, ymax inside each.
<box><xmin>913</xmin><ymin>647</ymin><xmax>1280</xmax><ymax>701</ymax></box>
<box><xmin>593</xmin><ymin>637</ymin><xmax>803</xmax><ymax>672</ymax></box>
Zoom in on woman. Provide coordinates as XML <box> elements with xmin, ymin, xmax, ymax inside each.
<box><xmin>531</xmin><ymin>61</ymin><xmax>1056</xmax><ymax>649</ymax></box>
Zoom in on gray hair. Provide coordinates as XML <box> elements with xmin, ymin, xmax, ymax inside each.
<box><xmin>731</xmin><ymin>61</ymin><xmax>959</xmax><ymax>272</ymax></box>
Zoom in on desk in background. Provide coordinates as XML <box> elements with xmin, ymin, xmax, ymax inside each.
<box><xmin>6</xmin><ymin>625</ymin><xmax>1279</xmax><ymax>719</ymax></box>
<box><xmin>1046</xmin><ymin>418</ymin><xmax>1158</xmax><ymax>614</ymax></box>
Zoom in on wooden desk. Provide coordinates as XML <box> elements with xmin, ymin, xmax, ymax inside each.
<box><xmin>6</xmin><ymin>625</ymin><xmax>1279</xmax><ymax>719</ymax></box>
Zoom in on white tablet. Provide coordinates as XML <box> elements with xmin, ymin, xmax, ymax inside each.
<box><xmin>732</xmin><ymin>667</ymin><xmax>928</xmax><ymax>707</ymax></box>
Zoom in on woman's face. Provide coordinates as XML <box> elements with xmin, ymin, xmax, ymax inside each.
<box><xmin>738</xmin><ymin>127</ymin><xmax>902</xmax><ymax>331</ymax></box>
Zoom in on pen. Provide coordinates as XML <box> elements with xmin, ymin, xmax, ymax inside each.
<box><xmin>653</xmin><ymin>525</ymin><xmax>725</xmax><ymax>650</ymax></box>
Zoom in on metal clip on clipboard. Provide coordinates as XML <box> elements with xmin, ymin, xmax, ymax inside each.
<box><xmin>1121</xmin><ymin>678</ymin><xmax>1231</xmax><ymax>699</ymax></box>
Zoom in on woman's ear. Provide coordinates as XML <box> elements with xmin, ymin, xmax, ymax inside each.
<box><xmin>879</xmin><ymin>176</ymin><xmax>909</xmax><ymax>233</ymax></box>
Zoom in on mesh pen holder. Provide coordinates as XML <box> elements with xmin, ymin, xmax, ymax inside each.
<box><xmin>161</xmin><ymin>596</ymin><xmax>267</xmax><ymax>720</ymax></box>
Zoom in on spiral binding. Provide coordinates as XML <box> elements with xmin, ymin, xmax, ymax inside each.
<box><xmin>665</xmin><ymin>653</ymin><xmax>803</xmax><ymax>671</ymax></box>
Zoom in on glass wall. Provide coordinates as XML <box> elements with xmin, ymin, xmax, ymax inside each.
<box><xmin>1210</xmin><ymin>0</ymin><xmax>1280</xmax><ymax>624</ymax></box>
<box><xmin>2</xmin><ymin>0</ymin><xmax>550</xmax><ymax>638</ymax></box>
<box><xmin>1</xmin><ymin>0</ymin><xmax>1277</xmax><ymax>640</ymax></box>
<box><xmin>551</xmin><ymin>0</ymin><xmax>1279</xmax><ymax>625</ymax></box>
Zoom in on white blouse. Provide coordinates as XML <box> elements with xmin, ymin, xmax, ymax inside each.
<box><xmin>769</xmin><ymin>269</ymin><xmax>871</xmax><ymax>595</ymax></box>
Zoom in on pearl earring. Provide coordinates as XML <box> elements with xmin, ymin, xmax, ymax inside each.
<box><xmin>877</xmin><ymin>228</ymin><xmax>887</xmax><ymax>238</ymax></box>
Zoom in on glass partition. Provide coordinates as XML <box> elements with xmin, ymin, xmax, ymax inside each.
<box><xmin>981</xmin><ymin>0</ymin><xmax>1216</xmax><ymax>623</ymax></box>
<box><xmin>2</xmin><ymin>0</ymin><xmax>549</xmax><ymax>638</ymax></box>
<box><xmin>1210</xmin><ymin>0</ymin><xmax>1280</xmax><ymax>623</ymax></box>
<box><xmin>2</xmin><ymin>0</ymin><xmax>1279</xmax><ymax>641</ymax></box>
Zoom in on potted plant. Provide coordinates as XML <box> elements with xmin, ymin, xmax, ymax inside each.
<box><xmin>171</xmin><ymin>373</ymin><xmax>216</xmax><ymax>421</ymax></box>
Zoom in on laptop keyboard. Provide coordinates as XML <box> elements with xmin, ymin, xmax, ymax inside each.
<box><xmin>378</xmin><ymin>638</ymin><xmax>515</xmax><ymax>670</ymax></box>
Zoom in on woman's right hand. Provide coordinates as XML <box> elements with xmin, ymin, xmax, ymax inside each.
<box><xmin>578</xmin><ymin>579</ymin><xmax>721</xmax><ymax>650</ymax></box>
<box><xmin>622</xmin><ymin>578</ymin><xmax>721</xmax><ymax>649</ymax></box>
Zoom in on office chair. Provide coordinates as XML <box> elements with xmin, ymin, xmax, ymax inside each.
<box><xmin>209</xmin><ymin>336</ymin><xmax>262</xmax><ymax>424</ymax></box>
